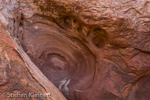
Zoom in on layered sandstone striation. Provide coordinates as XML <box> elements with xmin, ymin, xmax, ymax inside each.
<box><xmin>0</xmin><ymin>0</ymin><xmax>150</xmax><ymax>100</ymax></box>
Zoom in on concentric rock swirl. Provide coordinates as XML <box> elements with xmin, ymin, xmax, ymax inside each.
<box><xmin>20</xmin><ymin>16</ymin><xmax>96</xmax><ymax>100</ymax></box>
<box><xmin>1</xmin><ymin>0</ymin><xmax>150</xmax><ymax>100</ymax></box>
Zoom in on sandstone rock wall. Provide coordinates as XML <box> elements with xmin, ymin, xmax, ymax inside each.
<box><xmin>0</xmin><ymin>0</ymin><xmax>150</xmax><ymax>100</ymax></box>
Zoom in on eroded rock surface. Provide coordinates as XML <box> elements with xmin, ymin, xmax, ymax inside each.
<box><xmin>0</xmin><ymin>0</ymin><xmax>150</xmax><ymax>100</ymax></box>
<box><xmin>0</xmin><ymin>25</ymin><xmax>66</xmax><ymax>100</ymax></box>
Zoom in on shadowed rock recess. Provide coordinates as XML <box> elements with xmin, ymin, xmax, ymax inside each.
<box><xmin>1</xmin><ymin>0</ymin><xmax>150</xmax><ymax>100</ymax></box>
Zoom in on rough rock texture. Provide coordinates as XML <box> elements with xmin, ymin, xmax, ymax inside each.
<box><xmin>0</xmin><ymin>0</ymin><xmax>150</xmax><ymax>100</ymax></box>
<box><xmin>0</xmin><ymin>24</ymin><xmax>66</xmax><ymax>100</ymax></box>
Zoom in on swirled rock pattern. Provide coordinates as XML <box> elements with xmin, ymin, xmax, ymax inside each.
<box><xmin>21</xmin><ymin>17</ymin><xmax>96</xmax><ymax>99</ymax></box>
<box><xmin>0</xmin><ymin>0</ymin><xmax>150</xmax><ymax>100</ymax></box>
<box><xmin>0</xmin><ymin>25</ymin><xmax>66</xmax><ymax>100</ymax></box>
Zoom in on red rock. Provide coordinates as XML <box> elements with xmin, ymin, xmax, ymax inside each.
<box><xmin>0</xmin><ymin>0</ymin><xmax>150</xmax><ymax>100</ymax></box>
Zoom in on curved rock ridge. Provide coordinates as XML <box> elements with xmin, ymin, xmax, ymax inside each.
<box><xmin>1</xmin><ymin>0</ymin><xmax>150</xmax><ymax>100</ymax></box>
<box><xmin>20</xmin><ymin>16</ymin><xmax>96</xmax><ymax>99</ymax></box>
<box><xmin>0</xmin><ymin>25</ymin><xmax>66</xmax><ymax>100</ymax></box>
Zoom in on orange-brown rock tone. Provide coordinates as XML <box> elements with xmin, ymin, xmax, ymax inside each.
<box><xmin>0</xmin><ymin>0</ymin><xmax>150</xmax><ymax>100</ymax></box>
